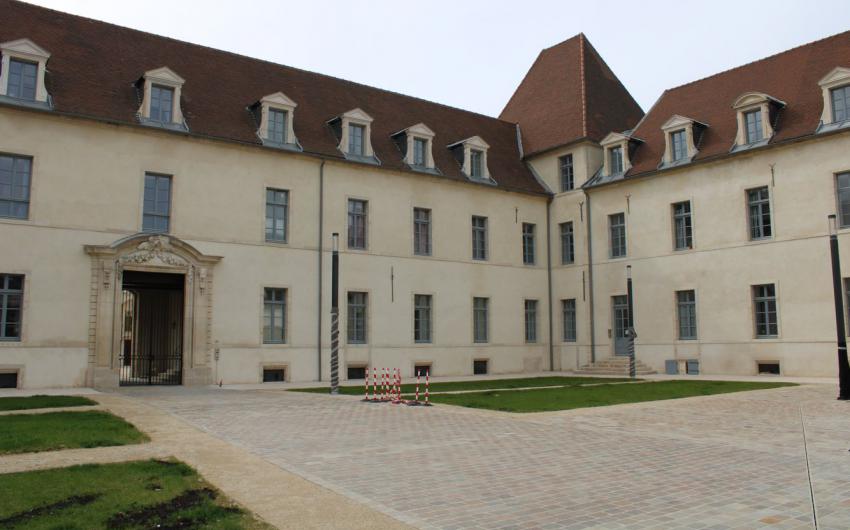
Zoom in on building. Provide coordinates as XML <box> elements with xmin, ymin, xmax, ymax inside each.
<box><xmin>0</xmin><ymin>0</ymin><xmax>848</xmax><ymax>389</ymax></box>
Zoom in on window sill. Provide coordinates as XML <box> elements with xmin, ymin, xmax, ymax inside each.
<box><xmin>346</xmin><ymin>342</ymin><xmax>368</xmax><ymax>347</ymax></box>
<box><xmin>261</xmin><ymin>139</ymin><xmax>303</xmax><ymax>152</ymax></box>
<box><xmin>730</xmin><ymin>138</ymin><xmax>769</xmax><ymax>153</ymax></box>
<box><xmin>265</xmin><ymin>239</ymin><xmax>289</xmax><ymax>246</ymax></box>
<box><xmin>138</xmin><ymin>117</ymin><xmax>189</xmax><ymax>132</ymax></box>
<box><xmin>0</xmin><ymin>215</ymin><xmax>32</xmax><ymax>225</ymax></box>
<box><xmin>816</xmin><ymin>118</ymin><xmax>850</xmax><ymax>134</ymax></box>
<box><xmin>0</xmin><ymin>340</ymin><xmax>23</xmax><ymax>345</ymax></box>
<box><xmin>343</xmin><ymin>152</ymin><xmax>380</xmax><ymax>165</ymax></box>
<box><xmin>414</xmin><ymin>341</ymin><xmax>433</xmax><ymax>345</ymax></box>
<box><xmin>413</xmin><ymin>252</ymin><xmax>432</xmax><ymax>258</ymax></box>
<box><xmin>261</xmin><ymin>342</ymin><xmax>289</xmax><ymax>347</ymax></box>
<box><xmin>747</xmin><ymin>237</ymin><xmax>774</xmax><ymax>244</ymax></box>
<box><xmin>0</xmin><ymin>94</ymin><xmax>52</xmax><ymax>110</ymax></box>
<box><xmin>408</xmin><ymin>164</ymin><xmax>442</xmax><ymax>176</ymax></box>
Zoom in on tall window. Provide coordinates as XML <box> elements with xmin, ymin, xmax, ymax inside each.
<box><xmin>347</xmin><ymin>199</ymin><xmax>368</xmax><ymax>249</ymax></box>
<box><xmin>265</xmin><ymin>189</ymin><xmax>288</xmax><ymax>242</ymax></box>
<box><xmin>0</xmin><ymin>154</ymin><xmax>32</xmax><ymax>220</ymax></box>
<box><xmin>670</xmin><ymin>129</ymin><xmax>687</xmax><ymax>161</ymax></box>
<box><xmin>747</xmin><ymin>187</ymin><xmax>772</xmax><ymax>240</ymax></box>
<box><xmin>414</xmin><ymin>294</ymin><xmax>432</xmax><ymax>343</ymax></box>
<box><xmin>522</xmin><ymin>223</ymin><xmax>536</xmax><ymax>265</ymax></box>
<box><xmin>831</xmin><ymin>85</ymin><xmax>850</xmax><ymax>123</ymax></box>
<box><xmin>753</xmin><ymin>284</ymin><xmax>778</xmax><ymax>338</ymax></box>
<box><xmin>560</xmin><ymin>222</ymin><xmax>574</xmax><ymax>264</ymax></box>
<box><xmin>562</xmin><ymin>299</ymin><xmax>576</xmax><ymax>342</ymax></box>
<box><xmin>525</xmin><ymin>299</ymin><xmax>538</xmax><ymax>343</ymax></box>
<box><xmin>559</xmin><ymin>154</ymin><xmax>574</xmax><ymax>192</ymax></box>
<box><xmin>8</xmin><ymin>59</ymin><xmax>37</xmax><ymax>101</ymax></box>
<box><xmin>413</xmin><ymin>138</ymin><xmax>427</xmax><ymax>167</ymax></box>
<box><xmin>838</xmin><ymin>172</ymin><xmax>850</xmax><ymax>228</ymax></box>
<box><xmin>149</xmin><ymin>85</ymin><xmax>174</xmax><ymax>123</ymax></box>
<box><xmin>472</xmin><ymin>216</ymin><xmax>488</xmax><ymax>260</ymax></box>
<box><xmin>348</xmin><ymin>124</ymin><xmax>365</xmax><ymax>156</ymax></box>
<box><xmin>609</xmin><ymin>213</ymin><xmax>626</xmax><ymax>258</ymax></box>
<box><xmin>347</xmin><ymin>292</ymin><xmax>367</xmax><ymax>344</ymax></box>
<box><xmin>672</xmin><ymin>201</ymin><xmax>693</xmax><ymax>250</ymax></box>
<box><xmin>744</xmin><ymin>109</ymin><xmax>763</xmax><ymax>144</ymax></box>
<box><xmin>473</xmin><ymin>297</ymin><xmax>488</xmax><ymax>343</ymax></box>
<box><xmin>0</xmin><ymin>274</ymin><xmax>24</xmax><ymax>341</ymax></box>
<box><xmin>676</xmin><ymin>290</ymin><xmax>697</xmax><ymax>340</ymax></box>
<box><xmin>609</xmin><ymin>146</ymin><xmax>624</xmax><ymax>174</ymax></box>
<box><xmin>413</xmin><ymin>207</ymin><xmax>431</xmax><ymax>256</ymax></box>
<box><xmin>470</xmin><ymin>149</ymin><xmax>484</xmax><ymax>178</ymax></box>
<box><xmin>268</xmin><ymin>109</ymin><xmax>287</xmax><ymax>144</ymax></box>
<box><xmin>263</xmin><ymin>287</ymin><xmax>287</xmax><ymax>343</ymax></box>
<box><xmin>142</xmin><ymin>173</ymin><xmax>171</xmax><ymax>233</ymax></box>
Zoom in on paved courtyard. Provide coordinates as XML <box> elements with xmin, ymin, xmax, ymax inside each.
<box><xmin>128</xmin><ymin>384</ymin><xmax>850</xmax><ymax>529</ymax></box>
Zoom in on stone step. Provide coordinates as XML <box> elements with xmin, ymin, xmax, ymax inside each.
<box><xmin>575</xmin><ymin>357</ymin><xmax>657</xmax><ymax>375</ymax></box>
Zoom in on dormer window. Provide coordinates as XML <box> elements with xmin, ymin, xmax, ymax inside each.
<box><xmin>392</xmin><ymin>123</ymin><xmax>438</xmax><ymax>174</ymax></box>
<box><xmin>448</xmin><ymin>136</ymin><xmax>493</xmax><ymax>183</ymax></box>
<box><xmin>599</xmin><ymin>132</ymin><xmax>642</xmax><ymax>179</ymax></box>
<box><xmin>137</xmin><ymin>67</ymin><xmax>187</xmax><ymax>131</ymax></box>
<box><xmin>609</xmin><ymin>146</ymin><xmax>624</xmax><ymax>174</ymax></box>
<box><xmin>413</xmin><ymin>138</ymin><xmax>427</xmax><ymax>166</ymax></box>
<box><xmin>0</xmin><ymin>38</ymin><xmax>51</xmax><ymax>108</ymax></box>
<box><xmin>349</xmin><ymin>123</ymin><xmax>365</xmax><ymax>156</ymax></box>
<box><xmin>268</xmin><ymin>109</ymin><xmax>287</xmax><ymax>144</ymax></box>
<box><xmin>329</xmin><ymin>108</ymin><xmax>378</xmax><ymax>164</ymax></box>
<box><xmin>659</xmin><ymin>115</ymin><xmax>705</xmax><ymax>168</ymax></box>
<box><xmin>470</xmin><ymin>149</ymin><xmax>484</xmax><ymax>178</ymax></box>
<box><xmin>252</xmin><ymin>92</ymin><xmax>299</xmax><ymax>150</ymax></box>
<box><xmin>670</xmin><ymin>130</ymin><xmax>687</xmax><ymax>161</ymax></box>
<box><xmin>817</xmin><ymin>67</ymin><xmax>850</xmax><ymax>133</ymax></box>
<box><xmin>731</xmin><ymin>92</ymin><xmax>784</xmax><ymax>151</ymax></box>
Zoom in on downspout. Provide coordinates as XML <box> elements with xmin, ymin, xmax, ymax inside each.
<box><xmin>546</xmin><ymin>196</ymin><xmax>554</xmax><ymax>371</ymax></box>
<box><xmin>585</xmin><ymin>192</ymin><xmax>596</xmax><ymax>363</ymax></box>
<box><xmin>317</xmin><ymin>160</ymin><xmax>325</xmax><ymax>381</ymax></box>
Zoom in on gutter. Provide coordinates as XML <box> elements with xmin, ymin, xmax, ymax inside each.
<box><xmin>585</xmin><ymin>192</ymin><xmax>596</xmax><ymax>364</ymax></box>
<box><xmin>316</xmin><ymin>160</ymin><xmax>325</xmax><ymax>381</ymax></box>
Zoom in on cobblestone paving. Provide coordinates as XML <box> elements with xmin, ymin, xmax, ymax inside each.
<box><xmin>129</xmin><ymin>384</ymin><xmax>850</xmax><ymax>530</ymax></box>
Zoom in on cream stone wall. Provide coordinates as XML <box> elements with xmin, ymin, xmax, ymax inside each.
<box><xmin>0</xmin><ymin>107</ymin><xmax>549</xmax><ymax>388</ymax></box>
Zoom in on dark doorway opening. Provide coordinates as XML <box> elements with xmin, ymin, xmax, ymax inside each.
<box><xmin>119</xmin><ymin>271</ymin><xmax>184</xmax><ymax>386</ymax></box>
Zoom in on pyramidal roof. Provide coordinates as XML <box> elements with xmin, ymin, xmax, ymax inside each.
<box><xmin>500</xmin><ymin>34</ymin><xmax>644</xmax><ymax>157</ymax></box>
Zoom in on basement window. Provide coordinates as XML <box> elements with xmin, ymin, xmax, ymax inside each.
<box><xmin>0</xmin><ymin>371</ymin><xmax>19</xmax><ymax>388</ymax></box>
<box><xmin>757</xmin><ymin>362</ymin><xmax>780</xmax><ymax>375</ymax></box>
<box><xmin>347</xmin><ymin>365</ymin><xmax>366</xmax><ymax>380</ymax></box>
<box><xmin>414</xmin><ymin>364</ymin><xmax>432</xmax><ymax>377</ymax></box>
<box><xmin>262</xmin><ymin>368</ymin><xmax>286</xmax><ymax>382</ymax></box>
<box><xmin>473</xmin><ymin>359</ymin><xmax>488</xmax><ymax>375</ymax></box>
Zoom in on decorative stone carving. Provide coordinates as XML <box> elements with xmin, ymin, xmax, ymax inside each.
<box><xmin>119</xmin><ymin>235</ymin><xmax>189</xmax><ymax>267</ymax></box>
<box><xmin>102</xmin><ymin>263</ymin><xmax>111</xmax><ymax>288</ymax></box>
<box><xmin>198</xmin><ymin>268</ymin><xmax>207</xmax><ymax>292</ymax></box>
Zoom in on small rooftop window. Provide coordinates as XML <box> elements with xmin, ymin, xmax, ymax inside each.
<box><xmin>448</xmin><ymin>136</ymin><xmax>493</xmax><ymax>183</ymax></box>
<box><xmin>329</xmin><ymin>108</ymin><xmax>378</xmax><ymax>165</ymax></box>
<box><xmin>731</xmin><ymin>92</ymin><xmax>784</xmax><ymax>151</ymax></box>
<box><xmin>0</xmin><ymin>38</ymin><xmax>51</xmax><ymax>108</ymax></box>
<box><xmin>137</xmin><ymin>67</ymin><xmax>187</xmax><ymax>131</ymax></box>
<box><xmin>817</xmin><ymin>67</ymin><xmax>850</xmax><ymax>133</ymax></box>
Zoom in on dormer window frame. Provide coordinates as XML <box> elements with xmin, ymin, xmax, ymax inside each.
<box><xmin>393</xmin><ymin>123</ymin><xmax>439</xmax><ymax>175</ymax></box>
<box><xmin>659</xmin><ymin>115</ymin><xmax>706</xmax><ymax>169</ymax></box>
<box><xmin>331</xmin><ymin>108</ymin><xmax>379</xmax><ymax>165</ymax></box>
<box><xmin>600</xmin><ymin>132</ymin><xmax>640</xmax><ymax>178</ymax></box>
<box><xmin>254</xmin><ymin>92</ymin><xmax>301</xmax><ymax>151</ymax></box>
<box><xmin>448</xmin><ymin>136</ymin><xmax>494</xmax><ymax>184</ymax></box>
<box><xmin>817</xmin><ymin>67</ymin><xmax>850</xmax><ymax>133</ymax></box>
<box><xmin>137</xmin><ymin>67</ymin><xmax>188</xmax><ymax>132</ymax></box>
<box><xmin>0</xmin><ymin>38</ymin><xmax>51</xmax><ymax>109</ymax></box>
<box><xmin>731</xmin><ymin>92</ymin><xmax>785</xmax><ymax>152</ymax></box>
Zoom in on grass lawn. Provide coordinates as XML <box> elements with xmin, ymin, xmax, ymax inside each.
<box><xmin>0</xmin><ymin>395</ymin><xmax>97</xmax><ymax>412</ymax></box>
<box><xmin>429</xmin><ymin>380</ymin><xmax>797</xmax><ymax>413</ymax></box>
<box><xmin>290</xmin><ymin>376</ymin><xmax>632</xmax><ymax>395</ymax></box>
<box><xmin>0</xmin><ymin>411</ymin><xmax>148</xmax><ymax>455</ymax></box>
<box><xmin>0</xmin><ymin>459</ymin><xmax>271</xmax><ymax>529</ymax></box>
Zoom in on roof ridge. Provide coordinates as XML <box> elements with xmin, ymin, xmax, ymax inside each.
<box><xmin>7</xmin><ymin>0</ymin><xmax>516</xmax><ymax>126</ymax></box>
<box><xmin>664</xmin><ymin>28</ymin><xmax>850</xmax><ymax>94</ymax></box>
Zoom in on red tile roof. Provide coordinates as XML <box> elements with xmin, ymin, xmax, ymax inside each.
<box><xmin>0</xmin><ymin>0</ymin><xmax>548</xmax><ymax>195</ymax></box>
<box><xmin>625</xmin><ymin>30</ymin><xmax>850</xmax><ymax>178</ymax></box>
<box><xmin>500</xmin><ymin>34</ymin><xmax>644</xmax><ymax>156</ymax></box>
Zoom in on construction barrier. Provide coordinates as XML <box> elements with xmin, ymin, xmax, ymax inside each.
<box><xmin>360</xmin><ymin>367</ymin><xmax>431</xmax><ymax>406</ymax></box>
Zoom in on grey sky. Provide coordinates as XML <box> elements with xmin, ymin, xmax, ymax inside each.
<box><xmin>28</xmin><ymin>0</ymin><xmax>850</xmax><ymax>117</ymax></box>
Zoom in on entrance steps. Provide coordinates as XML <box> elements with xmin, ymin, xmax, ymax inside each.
<box><xmin>575</xmin><ymin>357</ymin><xmax>657</xmax><ymax>376</ymax></box>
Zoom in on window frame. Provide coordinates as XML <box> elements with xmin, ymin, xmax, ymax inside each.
<box><xmin>413</xmin><ymin>207</ymin><xmax>432</xmax><ymax>256</ymax></box>
<box><xmin>265</xmin><ymin>188</ymin><xmax>289</xmax><ymax>243</ymax></box>
<box><xmin>149</xmin><ymin>84</ymin><xmax>175</xmax><ymax>124</ymax></box>
<box><xmin>348</xmin><ymin>123</ymin><xmax>366</xmax><ymax>157</ymax></box>
<box><xmin>471</xmin><ymin>215</ymin><xmax>488</xmax><ymax>261</ymax></box>
<box><xmin>752</xmin><ymin>284</ymin><xmax>778</xmax><ymax>338</ymax></box>
<box><xmin>837</xmin><ymin>171</ymin><xmax>850</xmax><ymax>229</ymax></box>
<box><xmin>560</xmin><ymin>221</ymin><xmax>575</xmax><ymax>265</ymax></box>
<box><xmin>263</xmin><ymin>287</ymin><xmax>287</xmax><ymax>344</ymax></box>
<box><xmin>672</xmin><ymin>200</ymin><xmax>693</xmax><ymax>251</ymax></box>
<box><xmin>562</xmin><ymin>298</ymin><xmax>577</xmax><ymax>343</ymax></box>
<box><xmin>414</xmin><ymin>294</ymin><xmax>433</xmax><ymax>344</ymax></box>
<box><xmin>609</xmin><ymin>146</ymin><xmax>624</xmax><ymax>174</ymax></box>
<box><xmin>743</xmin><ymin>109</ymin><xmax>764</xmax><ymax>144</ymax></box>
<box><xmin>0</xmin><ymin>274</ymin><xmax>24</xmax><ymax>341</ymax></box>
<box><xmin>522</xmin><ymin>223</ymin><xmax>536</xmax><ymax>265</ymax></box>
<box><xmin>347</xmin><ymin>198</ymin><xmax>368</xmax><ymax>250</ymax></box>
<box><xmin>670</xmin><ymin>129</ymin><xmax>688</xmax><ymax>162</ymax></box>
<box><xmin>831</xmin><ymin>85</ymin><xmax>850</xmax><ymax>123</ymax></box>
<box><xmin>559</xmin><ymin>154</ymin><xmax>574</xmax><ymax>192</ymax></box>
<box><xmin>346</xmin><ymin>291</ymin><xmax>368</xmax><ymax>345</ymax></box>
<box><xmin>676</xmin><ymin>290</ymin><xmax>697</xmax><ymax>340</ymax></box>
<box><xmin>470</xmin><ymin>149</ymin><xmax>484</xmax><ymax>179</ymax></box>
<box><xmin>608</xmin><ymin>212</ymin><xmax>627</xmax><ymax>259</ymax></box>
<box><xmin>142</xmin><ymin>172</ymin><xmax>172</xmax><ymax>234</ymax></box>
<box><xmin>7</xmin><ymin>58</ymin><xmax>38</xmax><ymax>101</ymax></box>
<box><xmin>267</xmin><ymin>108</ymin><xmax>288</xmax><ymax>145</ymax></box>
<box><xmin>0</xmin><ymin>153</ymin><xmax>32</xmax><ymax>220</ymax></box>
<box><xmin>413</xmin><ymin>137</ymin><xmax>428</xmax><ymax>167</ymax></box>
<box><xmin>473</xmin><ymin>297</ymin><xmax>489</xmax><ymax>343</ymax></box>
<box><xmin>747</xmin><ymin>186</ymin><xmax>772</xmax><ymax>241</ymax></box>
<box><xmin>525</xmin><ymin>299</ymin><xmax>538</xmax><ymax>343</ymax></box>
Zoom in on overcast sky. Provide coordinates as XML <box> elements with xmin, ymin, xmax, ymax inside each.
<box><xmin>28</xmin><ymin>0</ymin><xmax>850</xmax><ymax>117</ymax></box>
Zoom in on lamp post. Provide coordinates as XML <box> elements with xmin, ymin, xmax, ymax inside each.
<box><xmin>330</xmin><ymin>233</ymin><xmax>340</xmax><ymax>395</ymax></box>
<box><xmin>626</xmin><ymin>265</ymin><xmax>636</xmax><ymax>379</ymax></box>
<box><xmin>828</xmin><ymin>215</ymin><xmax>850</xmax><ymax>400</ymax></box>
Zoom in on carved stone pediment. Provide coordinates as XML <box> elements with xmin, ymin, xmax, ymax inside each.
<box><xmin>119</xmin><ymin>235</ymin><xmax>189</xmax><ymax>267</ymax></box>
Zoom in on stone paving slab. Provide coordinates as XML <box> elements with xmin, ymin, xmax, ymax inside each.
<box><xmin>127</xmin><ymin>384</ymin><xmax>850</xmax><ymax>530</ymax></box>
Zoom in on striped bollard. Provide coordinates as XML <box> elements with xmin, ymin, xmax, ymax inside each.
<box><xmin>424</xmin><ymin>370</ymin><xmax>431</xmax><ymax>406</ymax></box>
<box><xmin>363</xmin><ymin>368</ymin><xmax>369</xmax><ymax>401</ymax></box>
<box><xmin>383</xmin><ymin>368</ymin><xmax>389</xmax><ymax>401</ymax></box>
<box><xmin>415</xmin><ymin>370</ymin><xmax>420</xmax><ymax>402</ymax></box>
<box><xmin>371</xmin><ymin>367</ymin><xmax>377</xmax><ymax>401</ymax></box>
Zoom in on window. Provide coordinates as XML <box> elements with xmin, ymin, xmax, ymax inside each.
<box><xmin>347</xmin><ymin>365</ymin><xmax>367</xmax><ymax>380</ymax></box>
<box><xmin>347</xmin><ymin>292</ymin><xmax>367</xmax><ymax>344</ymax></box>
<box><xmin>263</xmin><ymin>287</ymin><xmax>287</xmax><ymax>343</ymax></box>
<box><xmin>609</xmin><ymin>146</ymin><xmax>624</xmax><ymax>174</ymax></box>
<box><xmin>522</xmin><ymin>223</ymin><xmax>536</xmax><ymax>265</ymax></box>
<box><xmin>0</xmin><ymin>154</ymin><xmax>31</xmax><ymax>219</ymax></box>
<box><xmin>413</xmin><ymin>138</ymin><xmax>427</xmax><ymax>167</ymax></box>
<box><xmin>753</xmin><ymin>284</ymin><xmax>778</xmax><ymax>338</ymax></box>
<box><xmin>348</xmin><ymin>124</ymin><xmax>365</xmax><ymax>156</ymax></box>
<box><xmin>149</xmin><ymin>85</ymin><xmax>174</xmax><ymax>123</ymax></box>
<box><xmin>747</xmin><ymin>187</ymin><xmax>772</xmax><ymax>240</ymax></box>
<box><xmin>757</xmin><ymin>362</ymin><xmax>780</xmax><ymax>375</ymax></box>
<box><xmin>525</xmin><ymin>299</ymin><xmax>538</xmax><ymax>343</ymax></box>
<box><xmin>672</xmin><ymin>201</ymin><xmax>693</xmax><ymax>250</ymax></box>
<box><xmin>470</xmin><ymin>149</ymin><xmax>484</xmax><ymax>179</ymax></box>
<box><xmin>559</xmin><ymin>154</ymin><xmax>574</xmax><ymax>192</ymax></box>
<box><xmin>265</xmin><ymin>189</ymin><xmax>288</xmax><ymax>242</ymax></box>
<box><xmin>670</xmin><ymin>129</ymin><xmax>687</xmax><ymax>161</ymax></box>
<box><xmin>560</xmin><ymin>222</ymin><xmax>574</xmax><ymax>264</ymax></box>
<box><xmin>838</xmin><ymin>172</ymin><xmax>850</xmax><ymax>228</ymax></box>
<box><xmin>142</xmin><ymin>173</ymin><xmax>171</xmax><ymax>233</ymax></box>
<box><xmin>262</xmin><ymin>368</ymin><xmax>286</xmax><ymax>382</ymax></box>
<box><xmin>268</xmin><ymin>109</ymin><xmax>287</xmax><ymax>144</ymax></box>
<box><xmin>832</xmin><ymin>85</ymin><xmax>850</xmax><ymax>123</ymax></box>
<box><xmin>347</xmin><ymin>199</ymin><xmax>368</xmax><ymax>249</ymax></box>
<box><xmin>676</xmin><ymin>290</ymin><xmax>697</xmax><ymax>340</ymax></box>
<box><xmin>413</xmin><ymin>208</ymin><xmax>431</xmax><ymax>256</ymax></box>
<box><xmin>562</xmin><ymin>299</ymin><xmax>576</xmax><ymax>342</ymax></box>
<box><xmin>0</xmin><ymin>274</ymin><xmax>24</xmax><ymax>341</ymax></box>
<box><xmin>744</xmin><ymin>109</ymin><xmax>763</xmax><ymax>144</ymax></box>
<box><xmin>609</xmin><ymin>213</ymin><xmax>626</xmax><ymax>258</ymax></box>
<box><xmin>414</xmin><ymin>294</ymin><xmax>432</xmax><ymax>343</ymax></box>
<box><xmin>7</xmin><ymin>59</ymin><xmax>37</xmax><ymax>101</ymax></box>
<box><xmin>473</xmin><ymin>359</ymin><xmax>488</xmax><ymax>375</ymax></box>
<box><xmin>472</xmin><ymin>216</ymin><xmax>488</xmax><ymax>260</ymax></box>
<box><xmin>473</xmin><ymin>297</ymin><xmax>488</xmax><ymax>343</ymax></box>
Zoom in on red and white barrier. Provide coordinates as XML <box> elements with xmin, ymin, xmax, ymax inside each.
<box><xmin>424</xmin><ymin>370</ymin><xmax>431</xmax><ymax>406</ymax></box>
